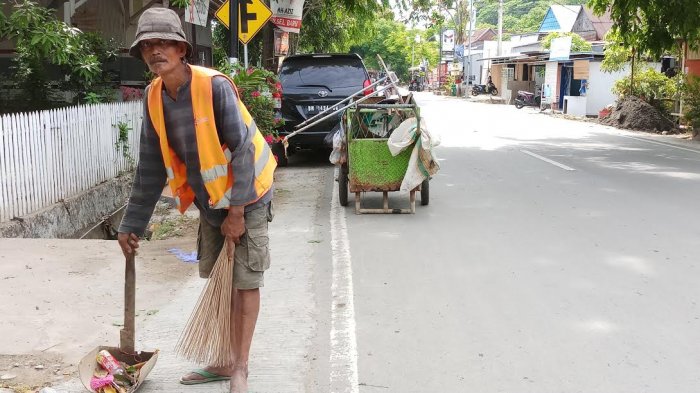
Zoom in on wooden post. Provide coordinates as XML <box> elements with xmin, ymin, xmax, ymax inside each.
<box><xmin>262</xmin><ymin>22</ymin><xmax>275</xmax><ymax>71</ymax></box>
<box><xmin>120</xmin><ymin>253</ymin><xmax>136</xmax><ymax>353</ymax></box>
<box><xmin>229</xmin><ymin>0</ymin><xmax>239</xmax><ymax>69</ymax></box>
<box><xmin>630</xmin><ymin>48</ymin><xmax>636</xmax><ymax>96</ymax></box>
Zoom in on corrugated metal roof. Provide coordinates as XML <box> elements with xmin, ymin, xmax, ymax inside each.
<box><xmin>582</xmin><ymin>7</ymin><xmax>613</xmax><ymax>40</ymax></box>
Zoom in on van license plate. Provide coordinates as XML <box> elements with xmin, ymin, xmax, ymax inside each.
<box><xmin>307</xmin><ymin>105</ymin><xmax>336</xmax><ymax>114</ymax></box>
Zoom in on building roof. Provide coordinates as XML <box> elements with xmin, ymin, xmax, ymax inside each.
<box><xmin>468</xmin><ymin>28</ymin><xmax>496</xmax><ymax>43</ymax></box>
<box><xmin>582</xmin><ymin>7</ymin><xmax>613</xmax><ymax>40</ymax></box>
<box><xmin>539</xmin><ymin>5</ymin><xmax>583</xmax><ymax>33</ymax></box>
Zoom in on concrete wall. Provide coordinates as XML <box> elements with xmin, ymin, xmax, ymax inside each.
<box><xmin>507</xmin><ymin>80</ymin><xmax>536</xmax><ymax>102</ymax></box>
<box><xmin>543</xmin><ymin>61</ymin><xmax>559</xmax><ymax>105</ymax></box>
<box><xmin>463</xmin><ymin>52</ymin><xmax>483</xmax><ymax>85</ymax></box>
<box><xmin>0</xmin><ymin>175</ymin><xmax>133</xmax><ymax>239</ymax></box>
<box><xmin>586</xmin><ymin>61</ymin><xmax>662</xmax><ymax>116</ymax></box>
<box><xmin>586</xmin><ymin>61</ymin><xmax>623</xmax><ymax>116</ymax></box>
<box><xmin>491</xmin><ymin>64</ymin><xmax>503</xmax><ymax>94</ymax></box>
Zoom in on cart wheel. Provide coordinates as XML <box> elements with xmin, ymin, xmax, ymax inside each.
<box><xmin>271</xmin><ymin>142</ymin><xmax>288</xmax><ymax>167</ymax></box>
<box><xmin>339</xmin><ymin>164</ymin><xmax>349</xmax><ymax>206</ymax></box>
<box><xmin>420</xmin><ymin>179</ymin><xmax>429</xmax><ymax>206</ymax></box>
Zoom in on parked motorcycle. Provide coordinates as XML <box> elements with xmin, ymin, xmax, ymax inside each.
<box><xmin>514</xmin><ymin>90</ymin><xmax>542</xmax><ymax>109</ymax></box>
<box><xmin>409</xmin><ymin>79</ymin><xmax>424</xmax><ymax>92</ymax></box>
<box><xmin>471</xmin><ymin>82</ymin><xmax>498</xmax><ymax>96</ymax></box>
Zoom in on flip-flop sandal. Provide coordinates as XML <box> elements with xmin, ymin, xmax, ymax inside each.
<box><xmin>179</xmin><ymin>369</ymin><xmax>230</xmax><ymax>385</ymax></box>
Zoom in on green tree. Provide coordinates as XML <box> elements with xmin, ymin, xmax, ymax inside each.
<box><xmin>589</xmin><ymin>0</ymin><xmax>700</xmax><ymax>57</ymax></box>
<box><xmin>405</xmin><ymin>0</ymin><xmax>472</xmax><ymax>46</ymax></box>
<box><xmin>0</xmin><ymin>0</ymin><xmax>114</xmax><ymax>112</ymax></box>
<box><xmin>612</xmin><ymin>68</ymin><xmax>682</xmax><ymax>114</ymax></box>
<box><xmin>297</xmin><ymin>0</ymin><xmax>389</xmax><ymax>53</ymax></box>
<box><xmin>349</xmin><ymin>18</ymin><xmax>439</xmax><ymax>81</ymax></box>
<box><xmin>542</xmin><ymin>32</ymin><xmax>592</xmax><ymax>52</ymax></box>
<box><xmin>600</xmin><ymin>29</ymin><xmax>633</xmax><ymax>73</ymax></box>
<box><xmin>683</xmin><ymin>75</ymin><xmax>700</xmax><ymax>137</ymax></box>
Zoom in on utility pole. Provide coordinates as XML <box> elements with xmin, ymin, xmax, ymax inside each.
<box><xmin>466</xmin><ymin>0</ymin><xmax>474</xmax><ymax>91</ymax></box>
<box><xmin>412</xmin><ymin>33</ymin><xmax>420</xmax><ymax>68</ymax></box>
<box><xmin>438</xmin><ymin>27</ymin><xmax>443</xmax><ymax>88</ymax></box>
<box><xmin>229</xmin><ymin>0</ymin><xmax>239</xmax><ymax>72</ymax></box>
<box><xmin>497</xmin><ymin>0</ymin><xmax>503</xmax><ymax>56</ymax></box>
<box><xmin>411</xmin><ymin>38</ymin><xmax>415</xmax><ymax>68</ymax></box>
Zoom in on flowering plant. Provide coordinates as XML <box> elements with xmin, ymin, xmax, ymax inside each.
<box><xmin>120</xmin><ymin>86</ymin><xmax>143</xmax><ymax>101</ymax></box>
<box><xmin>214</xmin><ymin>63</ymin><xmax>284</xmax><ymax>142</ymax></box>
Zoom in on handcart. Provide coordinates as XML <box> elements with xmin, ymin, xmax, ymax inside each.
<box><xmin>337</xmin><ymin>95</ymin><xmax>429</xmax><ymax>214</ymax></box>
<box><xmin>282</xmin><ymin>55</ymin><xmax>432</xmax><ymax>214</ymax></box>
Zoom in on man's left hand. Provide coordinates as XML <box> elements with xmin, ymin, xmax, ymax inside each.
<box><xmin>222</xmin><ymin>206</ymin><xmax>245</xmax><ymax>246</ymax></box>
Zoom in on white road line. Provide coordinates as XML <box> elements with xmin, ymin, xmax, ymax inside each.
<box><xmin>621</xmin><ymin>135</ymin><xmax>700</xmax><ymax>155</ymax></box>
<box><xmin>521</xmin><ymin>149</ymin><xmax>576</xmax><ymax>171</ymax></box>
<box><xmin>329</xmin><ymin>167</ymin><xmax>359</xmax><ymax>393</ymax></box>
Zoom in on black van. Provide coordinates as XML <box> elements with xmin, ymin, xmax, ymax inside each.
<box><xmin>276</xmin><ymin>53</ymin><xmax>373</xmax><ymax>164</ymax></box>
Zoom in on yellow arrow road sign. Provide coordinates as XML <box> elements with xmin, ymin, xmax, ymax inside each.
<box><xmin>215</xmin><ymin>0</ymin><xmax>272</xmax><ymax>45</ymax></box>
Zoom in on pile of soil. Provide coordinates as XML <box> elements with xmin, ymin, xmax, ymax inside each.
<box><xmin>600</xmin><ymin>96</ymin><xmax>677</xmax><ymax>133</ymax></box>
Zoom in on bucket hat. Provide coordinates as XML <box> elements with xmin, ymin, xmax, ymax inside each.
<box><xmin>129</xmin><ymin>7</ymin><xmax>193</xmax><ymax>60</ymax></box>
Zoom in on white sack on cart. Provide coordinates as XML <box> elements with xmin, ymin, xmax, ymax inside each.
<box><xmin>328</xmin><ymin>123</ymin><xmax>347</xmax><ymax>165</ymax></box>
<box><xmin>387</xmin><ymin>117</ymin><xmax>441</xmax><ymax>193</ymax></box>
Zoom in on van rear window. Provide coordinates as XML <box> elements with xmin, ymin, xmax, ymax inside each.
<box><xmin>280</xmin><ymin>57</ymin><xmax>367</xmax><ymax>89</ymax></box>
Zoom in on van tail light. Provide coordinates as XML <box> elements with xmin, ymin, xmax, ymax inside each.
<box><xmin>363</xmin><ymin>79</ymin><xmax>374</xmax><ymax>96</ymax></box>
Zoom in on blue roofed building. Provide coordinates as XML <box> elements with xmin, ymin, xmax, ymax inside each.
<box><xmin>539</xmin><ymin>5</ymin><xmax>582</xmax><ymax>33</ymax></box>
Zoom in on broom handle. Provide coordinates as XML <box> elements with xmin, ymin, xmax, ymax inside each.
<box><xmin>121</xmin><ymin>253</ymin><xmax>136</xmax><ymax>353</ymax></box>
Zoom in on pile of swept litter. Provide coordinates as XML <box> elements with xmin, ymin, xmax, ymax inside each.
<box><xmin>600</xmin><ymin>96</ymin><xmax>677</xmax><ymax>133</ymax></box>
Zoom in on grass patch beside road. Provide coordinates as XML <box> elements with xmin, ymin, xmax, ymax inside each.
<box><xmin>151</xmin><ymin>215</ymin><xmax>198</xmax><ymax>240</ymax></box>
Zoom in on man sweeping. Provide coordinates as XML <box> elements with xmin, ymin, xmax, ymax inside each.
<box><xmin>116</xmin><ymin>7</ymin><xmax>276</xmax><ymax>393</ymax></box>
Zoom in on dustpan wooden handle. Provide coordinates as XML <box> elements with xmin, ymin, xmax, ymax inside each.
<box><xmin>120</xmin><ymin>253</ymin><xmax>136</xmax><ymax>353</ymax></box>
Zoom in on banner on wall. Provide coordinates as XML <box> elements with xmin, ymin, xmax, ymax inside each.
<box><xmin>549</xmin><ymin>36</ymin><xmax>572</xmax><ymax>61</ymax></box>
<box><xmin>573</xmin><ymin>60</ymin><xmax>590</xmax><ymax>79</ymax></box>
<box><xmin>442</xmin><ymin>29</ymin><xmax>455</xmax><ymax>52</ymax></box>
<box><xmin>186</xmin><ymin>0</ymin><xmax>209</xmax><ymax>27</ymax></box>
<box><xmin>274</xmin><ymin>28</ymin><xmax>290</xmax><ymax>56</ymax></box>
<box><xmin>270</xmin><ymin>0</ymin><xmax>305</xmax><ymax>34</ymax></box>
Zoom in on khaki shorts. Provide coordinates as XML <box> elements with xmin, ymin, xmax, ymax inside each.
<box><xmin>197</xmin><ymin>203</ymin><xmax>273</xmax><ymax>289</ymax></box>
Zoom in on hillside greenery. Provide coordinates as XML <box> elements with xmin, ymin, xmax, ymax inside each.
<box><xmin>474</xmin><ymin>0</ymin><xmax>587</xmax><ymax>34</ymax></box>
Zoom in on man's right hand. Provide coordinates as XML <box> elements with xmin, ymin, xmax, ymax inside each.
<box><xmin>118</xmin><ymin>232</ymin><xmax>140</xmax><ymax>257</ymax></box>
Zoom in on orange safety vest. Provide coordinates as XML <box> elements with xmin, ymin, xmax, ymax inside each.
<box><xmin>147</xmin><ymin>65</ymin><xmax>276</xmax><ymax>213</ymax></box>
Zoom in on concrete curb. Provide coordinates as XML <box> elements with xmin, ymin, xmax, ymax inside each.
<box><xmin>0</xmin><ymin>174</ymin><xmax>133</xmax><ymax>239</ymax></box>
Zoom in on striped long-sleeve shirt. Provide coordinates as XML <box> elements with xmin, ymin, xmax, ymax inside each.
<box><xmin>118</xmin><ymin>75</ymin><xmax>273</xmax><ymax>236</ymax></box>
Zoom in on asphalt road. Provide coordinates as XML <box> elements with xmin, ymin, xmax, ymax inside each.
<box><xmin>329</xmin><ymin>93</ymin><xmax>700</xmax><ymax>393</ymax></box>
<box><xmin>41</xmin><ymin>93</ymin><xmax>700</xmax><ymax>393</ymax></box>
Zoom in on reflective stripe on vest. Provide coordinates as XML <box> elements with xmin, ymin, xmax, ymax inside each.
<box><xmin>147</xmin><ymin>65</ymin><xmax>276</xmax><ymax>213</ymax></box>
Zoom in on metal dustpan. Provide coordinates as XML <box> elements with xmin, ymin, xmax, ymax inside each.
<box><xmin>78</xmin><ymin>254</ymin><xmax>159</xmax><ymax>392</ymax></box>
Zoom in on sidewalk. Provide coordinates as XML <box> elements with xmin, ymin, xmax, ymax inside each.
<box><xmin>446</xmin><ymin>91</ymin><xmax>700</xmax><ymax>150</ymax></box>
<box><xmin>1</xmin><ymin>166</ymin><xmax>332</xmax><ymax>393</ymax></box>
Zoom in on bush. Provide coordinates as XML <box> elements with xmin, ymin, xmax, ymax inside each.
<box><xmin>612</xmin><ymin>68</ymin><xmax>682</xmax><ymax>114</ymax></box>
<box><xmin>0</xmin><ymin>0</ymin><xmax>117</xmax><ymax>113</ymax></box>
<box><xmin>443</xmin><ymin>74</ymin><xmax>456</xmax><ymax>95</ymax></box>
<box><xmin>683</xmin><ymin>75</ymin><xmax>700</xmax><ymax>134</ymax></box>
<box><xmin>215</xmin><ymin>62</ymin><xmax>284</xmax><ymax>139</ymax></box>
<box><xmin>542</xmin><ymin>32</ymin><xmax>592</xmax><ymax>53</ymax></box>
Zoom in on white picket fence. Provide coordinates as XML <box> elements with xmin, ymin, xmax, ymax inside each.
<box><xmin>0</xmin><ymin>102</ymin><xmax>143</xmax><ymax>223</ymax></box>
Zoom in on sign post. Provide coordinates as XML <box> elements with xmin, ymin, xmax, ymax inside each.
<box><xmin>229</xmin><ymin>0</ymin><xmax>238</xmax><ymax>72</ymax></box>
<box><xmin>216</xmin><ymin>0</ymin><xmax>273</xmax><ymax>43</ymax></box>
<box><xmin>244</xmin><ymin>44</ymin><xmax>249</xmax><ymax>68</ymax></box>
<box><xmin>216</xmin><ymin>0</ymin><xmax>272</xmax><ymax>69</ymax></box>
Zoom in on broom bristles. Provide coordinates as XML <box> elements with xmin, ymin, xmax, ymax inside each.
<box><xmin>175</xmin><ymin>242</ymin><xmax>235</xmax><ymax>367</ymax></box>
